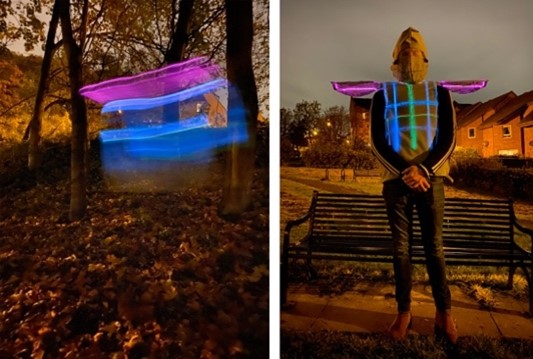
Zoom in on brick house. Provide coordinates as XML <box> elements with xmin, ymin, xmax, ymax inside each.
<box><xmin>520</xmin><ymin>105</ymin><xmax>533</xmax><ymax>158</ymax></box>
<box><xmin>455</xmin><ymin>92</ymin><xmax>516</xmax><ymax>156</ymax></box>
<box><xmin>349</xmin><ymin>97</ymin><xmax>372</xmax><ymax>144</ymax></box>
<box><xmin>477</xmin><ymin>90</ymin><xmax>533</xmax><ymax>157</ymax></box>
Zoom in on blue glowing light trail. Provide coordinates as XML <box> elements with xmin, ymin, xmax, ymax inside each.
<box><xmin>101</xmin><ymin>79</ymin><xmax>226</xmax><ymax>113</ymax></box>
<box><xmin>99</xmin><ymin>115</ymin><xmax>210</xmax><ymax>143</ymax></box>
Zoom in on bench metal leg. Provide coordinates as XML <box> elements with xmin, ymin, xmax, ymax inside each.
<box><xmin>281</xmin><ymin>261</ymin><xmax>289</xmax><ymax>306</ymax></box>
<box><xmin>521</xmin><ymin>263</ymin><xmax>533</xmax><ymax>315</ymax></box>
<box><xmin>529</xmin><ymin>280</ymin><xmax>532</xmax><ymax>316</ymax></box>
<box><xmin>281</xmin><ymin>236</ymin><xmax>290</xmax><ymax>306</ymax></box>
<box><xmin>507</xmin><ymin>266</ymin><xmax>516</xmax><ymax>290</ymax></box>
<box><xmin>306</xmin><ymin>263</ymin><xmax>318</xmax><ymax>280</ymax></box>
<box><xmin>529</xmin><ymin>263</ymin><xmax>532</xmax><ymax>315</ymax></box>
<box><xmin>305</xmin><ymin>255</ymin><xmax>316</xmax><ymax>280</ymax></box>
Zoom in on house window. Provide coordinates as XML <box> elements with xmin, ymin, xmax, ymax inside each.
<box><xmin>502</xmin><ymin>125</ymin><xmax>512</xmax><ymax>138</ymax></box>
<box><xmin>468</xmin><ymin>128</ymin><xmax>476</xmax><ymax>139</ymax></box>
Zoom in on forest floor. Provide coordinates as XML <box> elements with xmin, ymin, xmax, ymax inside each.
<box><xmin>0</xmin><ymin>141</ymin><xmax>269</xmax><ymax>359</ymax></box>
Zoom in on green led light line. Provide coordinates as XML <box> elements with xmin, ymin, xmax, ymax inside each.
<box><xmin>406</xmin><ymin>84</ymin><xmax>417</xmax><ymax>150</ymax></box>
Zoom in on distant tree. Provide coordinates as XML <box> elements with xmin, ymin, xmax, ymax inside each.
<box><xmin>0</xmin><ymin>58</ymin><xmax>24</xmax><ymax>141</ymax></box>
<box><xmin>280</xmin><ymin>107</ymin><xmax>293</xmax><ymax>138</ymax></box>
<box><xmin>0</xmin><ymin>0</ymin><xmax>46</xmax><ymax>54</ymax></box>
<box><xmin>0</xmin><ymin>59</ymin><xmax>23</xmax><ymax>110</ymax></box>
<box><xmin>301</xmin><ymin>142</ymin><xmax>345</xmax><ymax>180</ymax></box>
<box><xmin>300</xmin><ymin>105</ymin><xmax>376</xmax><ymax>179</ymax></box>
<box><xmin>280</xmin><ymin>108</ymin><xmax>301</xmax><ymax>165</ymax></box>
<box><xmin>314</xmin><ymin>105</ymin><xmax>350</xmax><ymax>147</ymax></box>
<box><xmin>285</xmin><ymin>101</ymin><xmax>321</xmax><ymax>149</ymax></box>
<box><xmin>0</xmin><ymin>51</ymin><xmax>46</xmax><ymax>142</ymax></box>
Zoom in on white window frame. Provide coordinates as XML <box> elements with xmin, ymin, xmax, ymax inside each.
<box><xmin>502</xmin><ymin>125</ymin><xmax>512</xmax><ymax>138</ymax></box>
<box><xmin>467</xmin><ymin>127</ymin><xmax>476</xmax><ymax>139</ymax></box>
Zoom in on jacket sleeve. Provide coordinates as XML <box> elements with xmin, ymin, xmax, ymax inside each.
<box><xmin>419</xmin><ymin>85</ymin><xmax>456</xmax><ymax>176</ymax></box>
<box><xmin>370</xmin><ymin>90</ymin><xmax>411</xmax><ymax>176</ymax></box>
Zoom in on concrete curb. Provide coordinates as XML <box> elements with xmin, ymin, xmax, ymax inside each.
<box><xmin>281</xmin><ymin>282</ymin><xmax>533</xmax><ymax>340</ymax></box>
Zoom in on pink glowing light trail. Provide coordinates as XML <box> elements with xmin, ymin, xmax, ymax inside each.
<box><xmin>331</xmin><ymin>80</ymin><xmax>488</xmax><ymax>97</ymax></box>
<box><xmin>80</xmin><ymin>57</ymin><xmax>221</xmax><ymax>104</ymax></box>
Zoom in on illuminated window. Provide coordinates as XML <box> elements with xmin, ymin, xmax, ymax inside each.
<box><xmin>502</xmin><ymin>125</ymin><xmax>512</xmax><ymax>138</ymax></box>
<box><xmin>468</xmin><ymin>127</ymin><xmax>475</xmax><ymax>139</ymax></box>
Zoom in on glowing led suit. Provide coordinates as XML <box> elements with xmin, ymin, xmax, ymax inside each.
<box><xmin>332</xmin><ymin>27</ymin><xmax>483</xmax><ymax>344</ymax></box>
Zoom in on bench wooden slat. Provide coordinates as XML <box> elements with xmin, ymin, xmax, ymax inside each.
<box><xmin>314</xmin><ymin>214</ymin><xmax>388</xmax><ymax>219</ymax></box>
<box><xmin>313</xmin><ymin>235</ymin><xmax>392</xmax><ymax>242</ymax></box>
<box><xmin>282</xmin><ymin>192</ymin><xmax>533</xmax><ymax>313</ymax></box>
<box><xmin>444</xmin><ymin>219</ymin><xmax>510</xmax><ymax>226</ymax></box>
<box><xmin>314</xmin><ymin>219</ymin><xmax>389</xmax><ymax>225</ymax></box>
<box><xmin>441</xmin><ymin>198</ymin><xmax>509</xmax><ymax>205</ymax></box>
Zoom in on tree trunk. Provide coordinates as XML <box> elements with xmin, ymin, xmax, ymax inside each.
<box><xmin>58</xmin><ymin>0</ymin><xmax>89</xmax><ymax>221</ymax></box>
<box><xmin>163</xmin><ymin>0</ymin><xmax>196</xmax><ymax>127</ymax></box>
<box><xmin>220</xmin><ymin>0</ymin><xmax>258</xmax><ymax>218</ymax></box>
<box><xmin>165</xmin><ymin>0</ymin><xmax>195</xmax><ymax>64</ymax></box>
<box><xmin>27</xmin><ymin>0</ymin><xmax>61</xmax><ymax>170</ymax></box>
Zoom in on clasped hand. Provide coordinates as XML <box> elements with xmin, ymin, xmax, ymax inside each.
<box><xmin>401</xmin><ymin>165</ymin><xmax>430</xmax><ymax>192</ymax></box>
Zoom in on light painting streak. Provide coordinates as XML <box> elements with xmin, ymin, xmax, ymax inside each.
<box><xmin>331</xmin><ymin>80</ymin><xmax>488</xmax><ymax>97</ymax></box>
<box><xmin>382</xmin><ymin>84</ymin><xmax>392</xmax><ymax>147</ymax></box>
<box><xmin>99</xmin><ymin>115</ymin><xmax>209</xmax><ymax>143</ymax></box>
<box><xmin>391</xmin><ymin>83</ymin><xmax>401</xmax><ymax>152</ymax></box>
<box><xmin>406</xmin><ymin>84</ymin><xmax>417</xmax><ymax>150</ymax></box>
<box><xmin>101</xmin><ymin>79</ymin><xmax>226</xmax><ymax>113</ymax></box>
<box><xmin>80</xmin><ymin>57</ymin><xmax>220</xmax><ymax>103</ymax></box>
<box><xmin>81</xmin><ymin>57</ymin><xmax>204</xmax><ymax>92</ymax></box>
<box><xmin>78</xmin><ymin>57</ymin><xmax>250</xmax><ymax>192</ymax></box>
<box><xmin>331</xmin><ymin>81</ymin><xmax>381</xmax><ymax>97</ymax></box>
<box><xmin>425</xmin><ymin>82</ymin><xmax>432</xmax><ymax>148</ymax></box>
<box><xmin>438</xmin><ymin>80</ymin><xmax>488</xmax><ymax>94</ymax></box>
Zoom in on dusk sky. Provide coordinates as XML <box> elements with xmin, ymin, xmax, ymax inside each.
<box><xmin>280</xmin><ymin>0</ymin><xmax>533</xmax><ymax>110</ymax></box>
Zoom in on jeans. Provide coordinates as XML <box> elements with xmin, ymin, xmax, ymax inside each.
<box><xmin>382</xmin><ymin>177</ymin><xmax>451</xmax><ymax>313</ymax></box>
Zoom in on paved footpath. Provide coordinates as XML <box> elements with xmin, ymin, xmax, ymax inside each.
<box><xmin>281</xmin><ymin>282</ymin><xmax>533</xmax><ymax>340</ymax></box>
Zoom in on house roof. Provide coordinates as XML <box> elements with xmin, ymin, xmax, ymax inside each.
<box><xmin>457</xmin><ymin>91</ymin><xmax>516</xmax><ymax>128</ymax></box>
<box><xmin>519</xmin><ymin>110</ymin><xmax>533</xmax><ymax>128</ymax></box>
<box><xmin>479</xmin><ymin>90</ymin><xmax>533</xmax><ymax>129</ymax></box>
<box><xmin>453</xmin><ymin>101</ymin><xmax>473</xmax><ymax>113</ymax></box>
<box><xmin>456</xmin><ymin>102</ymin><xmax>482</xmax><ymax>125</ymax></box>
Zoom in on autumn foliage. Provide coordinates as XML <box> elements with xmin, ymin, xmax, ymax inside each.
<box><xmin>0</xmin><ymin>142</ymin><xmax>269</xmax><ymax>358</ymax></box>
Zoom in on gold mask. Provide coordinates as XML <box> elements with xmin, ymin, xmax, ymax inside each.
<box><xmin>390</xmin><ymin>27</ymin><xmax>429</xmax><ymax>83</ymax></box>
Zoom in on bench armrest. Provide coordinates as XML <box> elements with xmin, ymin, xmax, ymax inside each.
<box><xmin>284</xmin><ymin>212</ymin><xmax>311</xmax><ymax>235</ymax></box>
<box><xmin>513</xmin><ymin>217</ymin><xmax>533</xmax><ymax>256</ymax></box>
<box><xmin>283</xmin><ymin>212</ymin><xmax>311</xmax><ymax>247</ymax></box>
<box><xmin>282</xmin><ymin>212</ymin><xmax>312</xmax><ymax>262</ymax></box>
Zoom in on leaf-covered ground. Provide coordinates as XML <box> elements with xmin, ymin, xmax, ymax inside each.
<box><xmin>0</xmin><ymin>143</ymin><xmax>269</xmax><ymax>358</ymax></box>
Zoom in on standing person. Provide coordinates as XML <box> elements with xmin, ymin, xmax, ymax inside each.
<box><xmin>369</xmin><ymin>27</ymin><xmax>458</xmax><ymax>343</ymax></box>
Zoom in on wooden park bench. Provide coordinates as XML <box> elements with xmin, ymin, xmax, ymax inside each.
<box><xmin>281</xmin><ymin>191</ymin><xmax>533</xmax><ymax>314</ymax></box>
